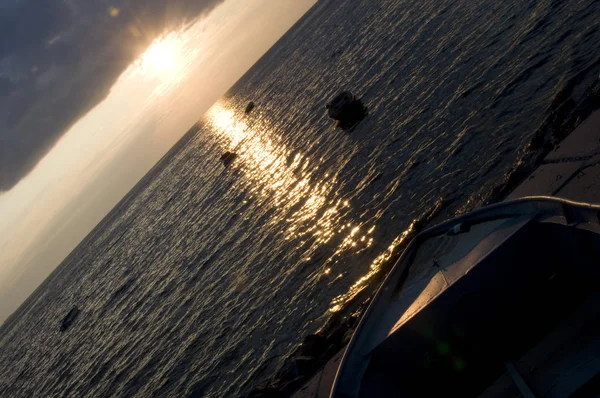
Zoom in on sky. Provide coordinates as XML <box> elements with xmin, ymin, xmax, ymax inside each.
<box><xmin>0</xmin><ymin>0</ymin><xmax>316</xmax><ymax>323</ymax></box>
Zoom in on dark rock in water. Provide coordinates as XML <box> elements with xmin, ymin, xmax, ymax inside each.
<box><xmin>293</xmin><ymin>356</ymin><xmax>318</xmax><ymax>375</ymax></box>
<box><xmin>60</xmin><ymin>306</ymin><xmax>80</xmax><ymax>332</ymax></box>
<box><xmin>275</xmin><ymin>355</ymin><xmax>318</xmax><ymax>382</ymax></box>
<box><xmin>299</xmin><ymin>333</ymin><xmax>328</xmax><ymax>357</ymax></box>
<box><xmin>326</xmin><ymin>91</ymin><xmax>367</xmax><ymax>130</ymax></box>
<box><xmin>245</xmin><ymin>101</ymin><xmax>255</xmax><ymax>114</ymax></box>
<box><xmin>220</xmin><ymin>151</ymin><xmax>237</xmax><ymax>167</ymax></box>
<box><xmin>322</xmin><ymin>324</ymin><xmax>348</xmax><ymax>349</ymax></box>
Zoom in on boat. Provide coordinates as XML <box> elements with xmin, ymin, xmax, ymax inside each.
<box><xmin>331</xmin><ymin>196</ymin><xmax>600</xmax><ymax>397</ymax></box>
<box><xmin>326</xmin><ymin>91</ymin><xmax>367</xmax><ymax>130</ymax></box>
<box><xmin>60</xmin><ymin>306</ymin><xmax>80</xmax><ymax>332</ymax></box>
<box><xmin>245</xmin><ymin>101</ymin><xmax>256</xmax><ymax>114</ymax></box>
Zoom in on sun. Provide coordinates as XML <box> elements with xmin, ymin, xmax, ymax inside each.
<box><xmin>140</xmin><ymin>36</ymin><xmax>178</xmax><ymax>77</ymax></box>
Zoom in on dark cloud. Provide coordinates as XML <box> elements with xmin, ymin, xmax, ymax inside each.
<box><xmin>0</xmin><ymin>0</ymin><xmax>225</xmax><ymax>191</ymax></box>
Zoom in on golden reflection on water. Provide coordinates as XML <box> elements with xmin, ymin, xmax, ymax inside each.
<box><xmin>208</xmin><ymin>102</ymin><xmax>408</xmax><ymax>313</ymax></box>
<box><xmin>329</xmin><ymin>219</ymin><xmax>419</xmax><ymax>312</ymax></box>
<box><xmin>208</xmin><ymin>102</ymin><xmax>352</xmax><ymax>246</ymax></box>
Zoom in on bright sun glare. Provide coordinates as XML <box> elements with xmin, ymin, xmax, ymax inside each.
<box><xmin>140</xmin><ymin>37</ymin><xmax>179</xmax><ymax>77</ymax></box>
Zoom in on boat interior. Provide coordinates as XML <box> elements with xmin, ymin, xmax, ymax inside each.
<box><xmin>334</xmin><ymin>199</ymin><xmax>600</xmax><ymax>398</ymax></box>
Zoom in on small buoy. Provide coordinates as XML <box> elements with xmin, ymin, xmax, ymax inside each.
<box><xmin>220</xmin><ymin>151</ymin><xmax>237</xmax><ymax>167</ymax></box>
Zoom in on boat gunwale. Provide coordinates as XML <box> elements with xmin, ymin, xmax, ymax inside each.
<box><xmin>331</xmin><ymin>196</ymin><xmax>600</xmax><ymax>397</ymax></box>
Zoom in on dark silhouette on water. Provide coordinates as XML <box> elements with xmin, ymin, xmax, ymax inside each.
<box><xmin>60</xmin><ymin>307</ymin><xmax>80</xmax><ymax>332</ymax></box>
<box><xmin>326</xmin><ymin>91</ymin><xmax>367</xmax><ymax>130</ymax></box>
<box><xmin>220</xmin><ymin>151</ymin><xmax>238</xmax><ymax>167</ymax></box>
<box><xmin>245</xmin><ymin>101</ymin><xmax>256</xmax><ymax>114</ymax></box>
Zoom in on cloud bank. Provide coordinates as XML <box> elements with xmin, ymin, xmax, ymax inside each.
<box><xmin>0</xmin><ymin>0</ymin><xmax>225</xmax><ymax>191</ymax></box>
